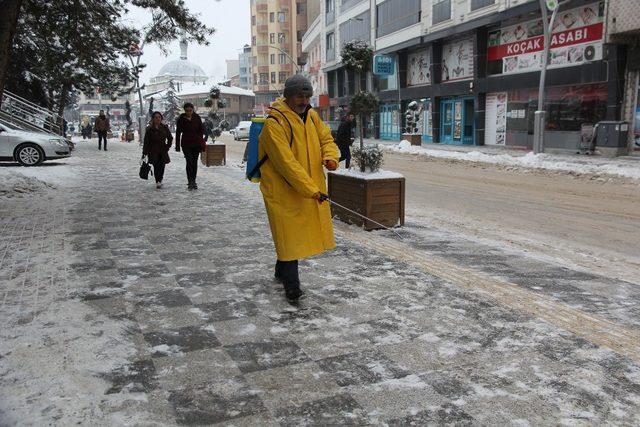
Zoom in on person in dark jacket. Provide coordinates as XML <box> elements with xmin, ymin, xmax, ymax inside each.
<box><xmin>94</xmin><ymin>110</ymin><xmax>110</xmax><ymax>151</ymax></box>
<box><xmin>336</xmin><ymin>113</ymin><xmax>355</xmax><ymax>169</ymax></box>
<box><xmin>143</xmin><ymin>111</ymin><xmax>173</xmax><ymax>189</ymax></box>
<box><xmin>175</xmin><ymin>103</ymin><xmax>205</xmax><ymax>190</ymax></box>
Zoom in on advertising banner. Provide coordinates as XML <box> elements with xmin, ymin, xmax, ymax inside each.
<box><xmin>407</xmin><ymin>48</ymin><xmax>431</xmax><ymax>86</ymax></box>
<box><xmin>442</xmin><ymin>37</ymin><xmax>474</xmax><ymax>82</ymax></box>
<box><xmin>487</xmin><ymin>2</ymin><xmax>604</xmax><ymax>75</ymax></box>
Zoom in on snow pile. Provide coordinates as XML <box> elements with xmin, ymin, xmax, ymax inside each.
<box><xmin>330</xmin><ymin>168</ymin><xmax>404</xmax><ymax>180</ymax></box>
<box><xmin>387</xmin><ymin>142</ymin><xmax>640</xmax><ymax>181</ymax></box>
<box><xmin>0</xmin><ymin>170</ymin><xmax>54</xmax><ymax>198</ymax></box>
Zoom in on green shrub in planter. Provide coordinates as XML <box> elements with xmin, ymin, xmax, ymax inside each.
<box><xmin>352</xmin><ymin>145</ymin><xmax>384</xmax><ymax>173</ymax></box>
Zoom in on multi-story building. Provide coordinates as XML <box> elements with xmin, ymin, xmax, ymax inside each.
<box><xmin>314</xmin><ymin>0</ymin><xmax>634</xmax><ymax>154</ymax></box>
<box><xmin>301</xmin><ymin>0</ymin><xmax>329</xmax><ymax>119</ymax></box>
<box><xmin>607</xmin><ymin>0</ymin><xmax>640</xmax><ymax>151</ymax></box>
<box><xmin>249</xmin><ymin>0</ymin><xmax>310</xmax><ymax>112</ymax></box>
<box><xmin>76</xmin><ymin>90</ymin><xmax>128</xmax><ymax>126</ymax></box>
<box><xmin>239</xmin><ymin>45</ymin><xmax>253</xmax><ymax>90</ymax></box>
<box><xmin>226</xmin><ymin>59</ymin><xmax>240</xmax><ymax>86</ymax></box>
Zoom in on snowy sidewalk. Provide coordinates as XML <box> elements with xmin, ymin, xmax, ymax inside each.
<box><xmin>367</xmin><ymin>138</ymin><xmax>640</xmax><ymax>182</ymax></box>
<box><xmin>1</xmin><ymin>140</ymin><xmax>639</xmax><ymax>425</ymax></box>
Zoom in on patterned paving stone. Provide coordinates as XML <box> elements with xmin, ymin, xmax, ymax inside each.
<box><xmin>143</xmin><ymin>325</ymin><xmax>221</xmax><ymax>356</ymax></box>
<box><xmin>317</xmin><ymin>349</ymin><xmax>410</xmax><ymax>387</ymax></box>
<box><xmin>274</xmin><ymin>393</ymin><xmax>370</xmax><ymax>426</ymax></box>
<box><xmin>195</xmin><ymin>299</ymin><xmax>259</xmax><ymax>322</ymax></box>
<box><xmin>224</xmin><ymin>340</ymin><xmax>311</xmax><ymax>374</ymax></box>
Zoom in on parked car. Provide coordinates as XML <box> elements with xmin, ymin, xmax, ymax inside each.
<box><xmin>232</xmin><ymin>121</ymin><xmax>252</xmax><ymax>141</ymax></box>
<box><xmin>0</xmin><ymin>122</ymin><xmax>71</xmax><ymax>166</ymax></box>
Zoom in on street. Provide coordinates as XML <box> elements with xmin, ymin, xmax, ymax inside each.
<box><xmin>224</xmin><ymin>137</ymin><xmax>640</xmax><ymax>283</ymax></box>
<box><xmin>1</xmin><ymin>138</ymin><xmax>639</xmax><ymax>425</ymax></box>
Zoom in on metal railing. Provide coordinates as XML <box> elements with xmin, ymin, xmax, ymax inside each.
<box><xmin>1</xmin><ymin>90</ymin><xmax>63</xmax><ymax>136</ymax></box>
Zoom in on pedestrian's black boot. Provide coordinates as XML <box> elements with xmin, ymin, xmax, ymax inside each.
<box><xmin>187</xmin><ymin>181</ymin><xmax>194</xmax><ymax>190</ymax></box>
<box><xmin>193</xmin><ymin>182</ymin><xmax>198</xmax><ymax>190</ymax></box>
<box><xmin>279</xmin><ymin>260</ymin><xmax>303</xmax><ymax>302</ymax></box>
<box><xmin>274</xmin><ymin>261</ymin><xmax>283</xmax><ymax>282</ymax></box>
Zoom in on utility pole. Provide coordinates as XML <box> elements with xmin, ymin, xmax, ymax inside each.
<box><xmin>533</xmin><ymin>0</ymin><xmax>560</xmax><ymax>154</ymax></box>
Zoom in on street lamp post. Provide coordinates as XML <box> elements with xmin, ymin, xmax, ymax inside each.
<box><xmin>533</xmin><ymin>0</ymin><xmax>560</xmax><ymax>154</ymax></box>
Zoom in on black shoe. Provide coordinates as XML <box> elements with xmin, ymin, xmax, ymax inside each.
<box><xmin>193</xmin><ymin>182</ymin><xmax>198</xmax><ymax>190</ymax></box>
<box><xmin>285</xmin><ymin>286</ymin><xmax>303</xmax><ymax>302</ymax></box>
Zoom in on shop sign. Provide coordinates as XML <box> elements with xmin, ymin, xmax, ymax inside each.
<box><xmin>487</xmin><ymin>2</ymin><xmax>604</xmax><ymax>75</ymax></box>
<box><xmin>407</xmin><ymin>48</ymin><xmax>431</xmax><ymax>86</ymax></box>
<box><xmin>373</xmin><ymin>54</ymin><xmax>395</xmax><ymax>76</ymax></box>
<box><xmin>485</xmin><ymin>93</ymin><xmax>507</xmax><ymax>145</ymax></box>
<box><xmin>442</xmin><ymin>37</ymin><xmax>474</xmax><ymax>82</ymax></box>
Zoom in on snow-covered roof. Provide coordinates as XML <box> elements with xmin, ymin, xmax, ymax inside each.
<box><xmin>177</xmin><ymin>81</ymin><xmax>255</xmax><ymax>98</ymax></box>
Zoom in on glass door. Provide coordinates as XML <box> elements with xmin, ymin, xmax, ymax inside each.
<box><xmin>440</xmin><ymin>100</ymin><xmax>455</xmax><ymax>143</ymax></box>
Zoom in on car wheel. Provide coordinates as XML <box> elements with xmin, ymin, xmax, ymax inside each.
<box><xmin>15</xmin><ymin>143</ymin><xmax>45</xmax><ymax>166</ymax></box>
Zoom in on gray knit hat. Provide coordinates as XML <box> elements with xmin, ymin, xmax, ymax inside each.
<box><xmin>283</xmin><ymin>74</ymin><xmax>313</xmax><ymax>98</ymax></box>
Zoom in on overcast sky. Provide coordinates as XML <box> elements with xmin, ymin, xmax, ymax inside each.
<box><xmin>125</xmin><ymin>0</ymin><xmax>251</xmax><ymax>84</ymax></box>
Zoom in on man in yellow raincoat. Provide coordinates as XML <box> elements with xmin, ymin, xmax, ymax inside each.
<box><xmin>259</xmin><ymin>75</ymin><xmax>340</xmax><ymax>301</ymax></box>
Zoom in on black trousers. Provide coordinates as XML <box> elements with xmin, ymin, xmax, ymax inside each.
<box><xmin>97</xmin><ymin>131</ymin><xmax>108</xmax><ymax>150</ymax></box>
<box><xmin>183</xmin><ymin>147</ymin><xmax>200</xmax><ymax>183</ymax></box>
<box><xmin>338</xmin><ymin>144</ymin><xmax>351</xmax><ymax>169</ymax></box>
<box><xmin>276</xmin><ymin>260</ymin><xmax>299</xmax><ymax>289</ymax></box>
<box><xmin>151</xmin><ymin>159</ymin><xmax>165</xmax><ymax>183</ymax></box>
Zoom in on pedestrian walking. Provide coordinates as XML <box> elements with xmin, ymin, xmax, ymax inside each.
<box><xmin>258</xmin><ymin>74</ymin><xmax>340</xmax><ymax>301</ymax></box>
<box><xmin>336</xmin><ymin>113</ymin><xmax>356</xmax><ymax>169</ymax></box>
<box><xmin>175</xmin><ymin>103</ymin><xmax>205</xmax><ymax>190</ymax></box>
<box><xmin>94</xmin><ymin>110</ymin><xmax>110</xmax><ymax>151</ymax></box>
<box><xmin>142</xmin><ymin>111</ymin><xmax>173</xmax><ymax>189</ymax></box>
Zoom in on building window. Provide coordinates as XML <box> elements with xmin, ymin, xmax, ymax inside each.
<box><xmin>279</xmin><ymin>72</ymin><xmax>287</xmax><ymax>83</ymax></box>
<box><xmin>297</xmin><ymin>2</ymin><xmax>306</xmax><ymax>14</ymax></box>
<box><xmin>252</xmin><ymin>36</ymin><xmax>256</xmax><ymax>46</ymax></box>
<box><xmin>279</xmin><ymin>53</ymin><xmax>286</xmax><ymax>64</ymax></box>
<box><xmin>271</xmin><ymin>72</ymin><xmax>276</xmax><ymax>83</ymax></box>
<box><xmin>297</xmin><ymin>30</ymin><xmax>304</xmax><ymax>42</ymax></box>
<box><xmin>341</xmin><ymin>0</ymin><xmax>365</xmax><ymax>13</ymax></box>
<box><xmin>432</xmin><ymin>0</ymin><xmax>451</xmax><ymax>25</ymax></box>
<box><xmin>269</xmin><ymin>33</ymin><xmax>275</xmax><ymax>44</ymax></box>
<box><xmin>269</xmin><ymin>54</ymin><xmax>275</xmax><ymax>64</ymax></box>
<box><xmin>269</xmin><ymin>12</ymin><xmax>275</xmax><ymax>22</ymax></box>
<box><xmin>259</xmin><ymin>73</ymin><xmax>268</xmax><ymax>84</ymax></box>
<box><xmin>251</xmin><ymin>15</ymin><xmax>256</xmax><ymax>25</ymax></box>
<box><xmin>339</xmin><ymin>11</ymin><xmax>370</xmax><ymax>47</ymax></box>
<box><xmin>278</xmin><ymin>12</ymin><xmax>286</xmax><ymax>22</ymax></box>
<box><xmin>376</xmin><ymin>0</ymin><xmax>421</xmax><ymax>38</ymax></box>
<box><xmin>325</xmin><ymin>0</ymin><xmax>335</xmax><ymax>25</ymax></box>
<box><xmin>278</xmin><ymin>33</ymin><xmax>285</xmax><ymax>43</ymax></box>
<box><xmin>326</xmin><ymin>32</ymin><xmax>335</xmax><ymax>61</ymax></box>
<box><xmin>471</xmin><ymin>0</ymin><xmax>495</xmax><ymax>11</ymax></box>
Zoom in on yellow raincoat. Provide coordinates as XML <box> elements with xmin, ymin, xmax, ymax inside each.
<box><xmin>258</xmin><ymin>98</ymin><xmax>340</xmax><ymax>261</ymax></box>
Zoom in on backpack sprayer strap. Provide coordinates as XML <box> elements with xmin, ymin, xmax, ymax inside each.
<box><xmin>247</xmin><ymin>108</ymin><xmax>294</xmax><ymax>180</ymax></box>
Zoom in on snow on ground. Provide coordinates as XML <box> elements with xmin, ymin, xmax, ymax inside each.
<box><xmin>378</xmin><ymin>139</ymin><xmax>640</xmax><ymax>181</ymax></box>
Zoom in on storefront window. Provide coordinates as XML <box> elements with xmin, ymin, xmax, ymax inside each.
<box><xmin>506</xmin><ymin>84</ymin><xmax>607</xmax><ymax>134</ymax></box>
<box><xmin>376</xmin><ymin>57</ymin><xmax>397</xmax><ymax>91</ymax></box>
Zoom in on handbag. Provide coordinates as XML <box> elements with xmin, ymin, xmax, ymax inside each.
<box><xmin>139</xmin><ymin>156</ymin><xmax>153</xmax><ymax>180</ymax></box>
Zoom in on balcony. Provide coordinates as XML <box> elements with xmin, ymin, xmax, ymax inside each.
<box><xmin>279</xmin><ymin>0</ymin><xmax>289</xmax><ymax>7</ymax></box>
<box><xmin>256</xmin><ymin>3</ymin><xmax>267</xmax><ymax>12</ymax></box>
<box><xmin>258</xmin><ymin>65</ymin><xmax>270</xmax><ymax>73</ymax></box>
<box><xmin>281</xmin><ymin>63</ymin><xmax>293</xmax><ymax>72</ymax></box>
<box><xmin>257</xmin><ymin>45</ymin><xmax>269</xmax><ymax>54</ymax></box>
<box><xmin>257</xmin><ymin>24</ymin><xmax>268</xmax><ymax>33</ymax></box>
<box><xmin>258</xmin><ymin>84</ymin><xmax>271</xmax><ymax>92</ymax></box>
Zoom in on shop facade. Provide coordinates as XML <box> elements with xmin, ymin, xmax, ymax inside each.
<box><xmin>375</xmin><ymin>0</ymin><xmax>623</xmax><ymax>151</ymax></box>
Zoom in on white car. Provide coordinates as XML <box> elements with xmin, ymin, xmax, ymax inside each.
<box><xmin>0</xmin><ymin>122</ymin><xmax>71</xmax><ymax>166</ymax></box>
<box><xmin>233</xmin><ymin>121</ymin><xmax>252</xmax><ymax>141</ymax></box>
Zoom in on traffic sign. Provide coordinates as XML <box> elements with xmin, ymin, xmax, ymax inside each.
<box><xmin>373</xmin><ymin>54</ymin><xmax>394</xmax><ymax>76</ymax></box>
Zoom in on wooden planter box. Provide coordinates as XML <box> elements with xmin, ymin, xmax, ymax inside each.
<box><xmin>402</xmin><ymin>133</ymin><xmax>422</xmax><ymax>146</ymax></box>
<box><xmin>327</xmin><ymin>172</ymin><xmax>405</xmax><ymax>231</ymax></box>
<box><xmin>202</xmin><ymin>144</ymin><xmax>226</xmax><ymax>166</ymax></box>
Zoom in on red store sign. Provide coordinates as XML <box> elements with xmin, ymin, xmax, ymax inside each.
<box><xmin>488</xmin><ymin>22</ymin><xmax>603</xmax><ymax>61</ymax></box>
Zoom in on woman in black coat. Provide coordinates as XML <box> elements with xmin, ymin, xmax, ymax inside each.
<box><xmin>143</xmin><ymin>111</ymin><xmax>173</xmax><ymax>189</ymax></box>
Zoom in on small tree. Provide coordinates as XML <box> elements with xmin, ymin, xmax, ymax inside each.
<box><xmin>341</xmin><ymin>41</ymin><xmax>374</xmax><ymax>154</ymax></box>
<box><xmin>163</xmin><ymin>80</ymin><xmax>180</xmax><ymax>129</ymax></box>
<box><xmin>404</xmin><ymin>101</ymin><xmax>423</xmax><ymax>134</ymax></box>
<box><xmin>349</xmin><ymin>91</ymin><xmax>379</xmax><ymax>172</ymax></box>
